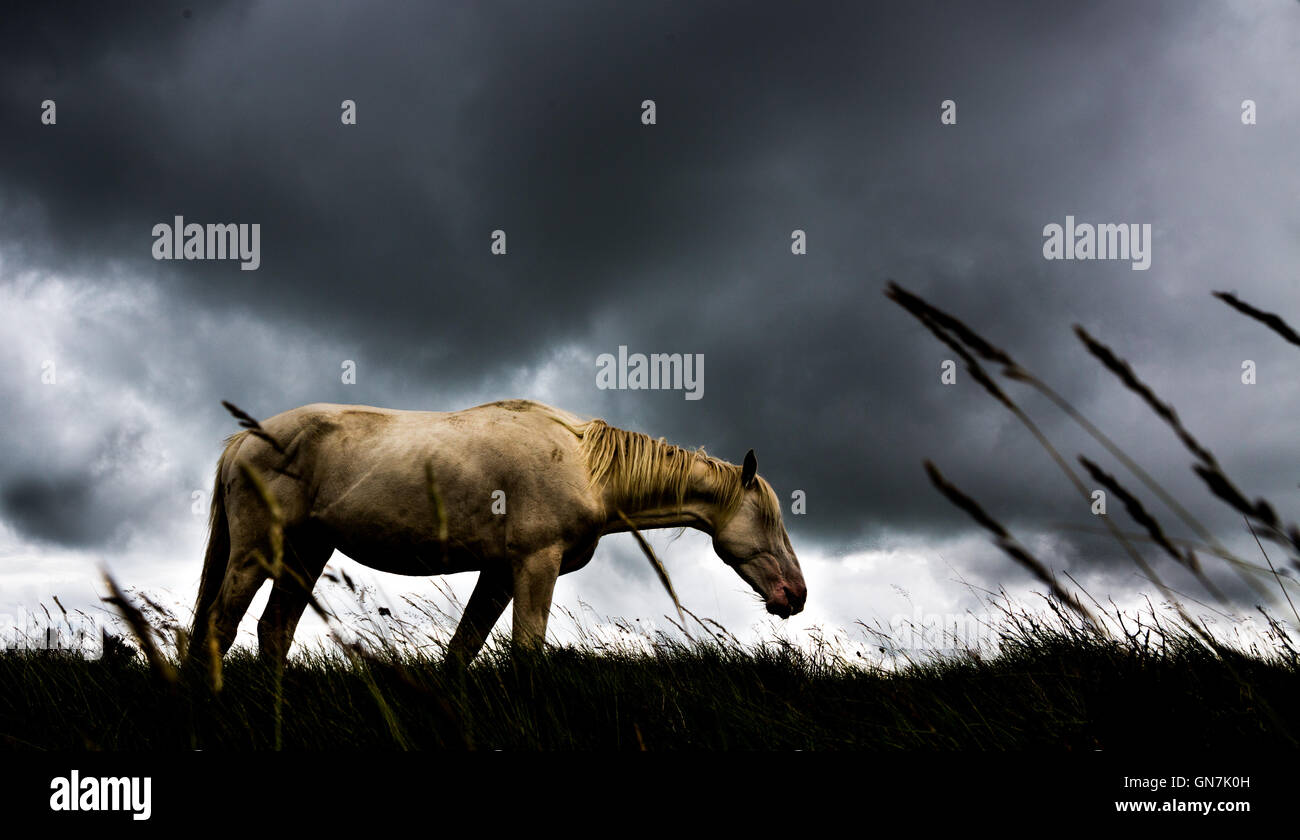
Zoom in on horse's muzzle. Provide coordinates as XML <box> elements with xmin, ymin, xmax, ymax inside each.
<box><xmin>766</xmin><ymin>582</ymin><xmax>807</xmax><ymax>618</ymax></box>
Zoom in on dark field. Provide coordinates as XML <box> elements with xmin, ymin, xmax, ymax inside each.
<box><xmin>3</xmin><ymin>601</ymin><xmax>1297</xmax><ymax>751</ymax></box>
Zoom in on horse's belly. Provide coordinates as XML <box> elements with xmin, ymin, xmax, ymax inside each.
<box><xmin>331</xmin><ymin>536</ymin><xmax>487</xmax><ymax>577</ymax></box>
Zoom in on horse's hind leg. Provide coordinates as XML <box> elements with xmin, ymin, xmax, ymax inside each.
<box><xmin>210</xmin><ymin>550</ymin><xmax>271</xmax><ymax>657</ymax></box>
<box><xmin>258</xmin><ymin>528</ymin><xmax>332</xmax><ymax>665</ymax></box>
<box><xmin>209</xmin><ymin>496</ymin><xmax>281</xmax><ymax>656</ymax></box>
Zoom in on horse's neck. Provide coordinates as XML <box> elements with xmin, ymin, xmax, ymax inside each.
<box><xmin>600</xmin><ymin>461</ymin><xmax>726</xmax><ymax>536</ymax></box>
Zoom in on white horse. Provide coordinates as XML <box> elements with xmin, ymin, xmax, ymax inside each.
<box><xmin>188</xmin><ymin>399</ymin><xmax>805</xmax><ymax>666</ymax></box>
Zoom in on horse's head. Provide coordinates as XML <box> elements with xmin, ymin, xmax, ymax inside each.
<box><xmin>712</xmin><ymin>449</ymin><xmax>806</xmax><ymax>618</ymax></box>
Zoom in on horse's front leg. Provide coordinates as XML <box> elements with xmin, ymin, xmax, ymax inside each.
<box><xmin>444</xmin><ymin>562</ymin><xmax>513</xmax><ymax>668</ymax></box>
<box><xmin>510</xmin><ymin>546</ymin><xmax>564</xmax><ymax>652</ymax></box>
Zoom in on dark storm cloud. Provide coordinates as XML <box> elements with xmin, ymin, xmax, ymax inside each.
<box><xmin>2</xmin><ymin>0</ymin><xmax>1299</xmax><ymax>606</ymax></box>
<box><xmin>1</xmin><ymin>473</ymin><xmax>95</xmax><ymax>544</ymax></box>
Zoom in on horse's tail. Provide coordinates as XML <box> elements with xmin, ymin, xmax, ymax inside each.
<box><xmin>187</xmin><ymin>432</ymin><xmax>245</xmax><ymax>664</ymax></box>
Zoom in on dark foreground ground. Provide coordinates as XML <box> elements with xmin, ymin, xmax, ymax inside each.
<box><xmin>2</xmin><ymin>606</ymin><xmax>1298</xmax><ymax>750</ymax></box>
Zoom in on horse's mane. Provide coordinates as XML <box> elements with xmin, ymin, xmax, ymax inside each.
<box><xmin>567</xmin><ymin>418</ymin><xmax>781</xmax><ymax>525</ymax></box>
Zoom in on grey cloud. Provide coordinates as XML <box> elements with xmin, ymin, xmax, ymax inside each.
<box><xmin>1</xmin><ymin>0</ymin><xmax>1298</xmax><ymax>612</ymax></box>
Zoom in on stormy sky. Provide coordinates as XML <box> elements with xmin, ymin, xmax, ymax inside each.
<box><xmin>2</xmin><ymin>1</ymin><xmax>1299</xmax><ymax>654</ymax></box>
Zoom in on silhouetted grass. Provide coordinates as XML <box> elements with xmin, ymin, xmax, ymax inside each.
<box><xmin>1</xmin><ymin>593</ymin><xmax>1297</xmax><ymax>750</ymax></box>
<box><xmin>885</xmin><ymin>281</ymin><xmax>1300</xmax><ymax>746</ymax></box>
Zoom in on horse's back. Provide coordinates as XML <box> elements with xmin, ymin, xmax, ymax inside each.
<box><xmin>263</xmin><ymin>399</ymin><xmax>591</xmax><ymax>484</ymax></box>
<box><xmin>263</xmin><ymin>399</ymin><xmax>584</xmax><ymax>437</ymax></box>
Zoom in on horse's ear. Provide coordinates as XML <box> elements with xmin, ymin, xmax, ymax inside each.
<box><xmin>741</xmin><ymin>449</ymin><xmax>757</xmax><ymax>488</ymax></box>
